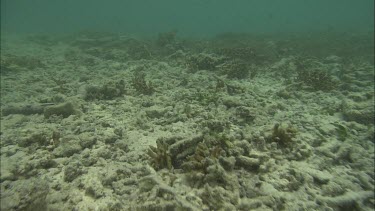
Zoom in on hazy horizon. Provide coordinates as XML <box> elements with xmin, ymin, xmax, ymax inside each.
<box><xmin>1</xmin><ymin>0</ymin><xmax>374</xmax><ymax>37</ymax></box>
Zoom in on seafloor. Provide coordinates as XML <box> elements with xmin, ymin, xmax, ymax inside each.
<box><xmin>0</xmin><ymin>31</ymin><xmax>374</xmax><ymax>210</ymax></box>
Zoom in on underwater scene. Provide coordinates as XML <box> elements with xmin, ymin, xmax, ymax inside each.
<box><xmin>1</xmin><ymin>0</ymin><xmax>374</xmax><ymax>210</ymax></box>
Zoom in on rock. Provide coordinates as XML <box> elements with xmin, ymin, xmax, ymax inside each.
<box><xmin>84</xmin><ymin>177</ymin><xmax>105</xmax><ymax>199</ymax></box>
<box><xmin>53</xmin><ymin>138</ymin><xmax>82</xmax><ymax>157</ymax></box>
<box><xmin>64</xmin><ymin>161</ymin><xmax>86</xmax><ymax>182</ymax></box>
<box><xmin>78</xmin><ymin>133</ymin><xmax>97</xmax><ymax>149</ymax></box>
<box><xmin>2</xmin><ymin>103</ymin><xmax>46</xmax><ymax>116</ymax></box>
<box><xmin>17</xmin><ymin>131</ymin><xmax>48</xmax><ymax>147</ymax></box>
<box><xmin>145</xmin><ymin>106</ymin><xmax>168</xmax><ymax>119</ymax></box>
<box><xmin>44</xmin><ymin>102</ymin><xmax>79</xmax><ymax>118</ymax></box>
<box><xmin>0</xmin><ymin>178</ymin><xmax>49</xmax><ymax>211</ymax></box>
<box><xmin>236</xmin><ymin>156</ymin><xmax>260</xmax><ymax>171</ymax></box>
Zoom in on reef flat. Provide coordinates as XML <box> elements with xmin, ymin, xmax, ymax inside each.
<box><xmin>1</xmin><ymin>31</ymin><xmax>374</xmax><ymax>210</ymax></box>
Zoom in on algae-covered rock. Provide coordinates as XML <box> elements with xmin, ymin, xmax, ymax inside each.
<box><xmin>83</xmin><ymin>177</ymin><xmax>105</xmax><ymax>199</ymax></box>
<box><xmin>64</xmin><ymin>161</ymin><xmax>86</xmax><ymax>182</ymax></box>
<box><xmin>17</xmin><ymin>131</ymin><xmax>49</xmax><ymax>147</ymax></box>
<box><xmin>343</xmin><ymin>108</ymin><xmax>374</xmax><ymax>125</ymax></box>
<box><xmin>342</xmin><ymin>100</ymin><xmax>374</xmax><ymax>125</ymax></box>
<box><xmin>44</xmin><ymin>102</ymin><xmax>79</xmax><ymax>118</ymax></box>
<box><xmin>2</xmin><ymin>103</ymin><xmax>46</xmax><ymax>116</ymax></box>
<box><xmin>78</xmin><ymin>132</ymin><xmax>97</xmax><ymax>149</ymax></box>
<box><xmin>83</xmin><ymin>79</ymin><xmax>125</xmax><ymax>100</ymax></box>
<box><xmin>236</xmin><ymin>156</ymin><xmax>261</xmax><ymax>171</ymax></box>
<box><xmin>0</xmin><ymin>178</ymin><xmax>49</xmax><ymax>211</ymax></box>
<box><xmin>53</xmin><ymin>137</ymin><xmax>82</xmax><ymax>157</ymax></box>
<box><xmin>270</xmin><ymin>122</ymin><xmax>298</xmax><ymax>146</ymax></box>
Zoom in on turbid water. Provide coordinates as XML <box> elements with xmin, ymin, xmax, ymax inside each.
<box><xmin>1</xmin><ymin>1</ymin><xmax>374</xmax><ymax>210</ymax></box>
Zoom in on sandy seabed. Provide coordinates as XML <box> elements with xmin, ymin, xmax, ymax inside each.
<box><xmin>0</xmin><ymin>31</ymin><xmax>374</xmax><ymax>210</ymax></box>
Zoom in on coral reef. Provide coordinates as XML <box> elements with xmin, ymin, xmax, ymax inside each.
<box><xmin>83</xmin><ymin>80</ymin><xmax>125</xmax><ymax>100</ymax></box>
<box><xmin>1</xmin><ymin>31</ymin><xmax>373</xmax><ymax>211</ymax></box>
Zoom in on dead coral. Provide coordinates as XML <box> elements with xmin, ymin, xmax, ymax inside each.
<box><xmin>136</xmin><ymin>174</ymin><xmax>202</xmax><ymax>210</ymax></box>
<box><xmin>131</xmin><ymin>71</ymin><xmax>155</xmax><ymax>95</ymax></box>
<box><xmin>200</xmin><ymin>181</ymin><xmax>238</xmax><ymax>210</ymax></box>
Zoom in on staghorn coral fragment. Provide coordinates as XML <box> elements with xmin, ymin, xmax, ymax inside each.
<box><xmin>131</xmin><ymin>71</ymin><xmax>155</xmax><ymax>95</ymax></box>
<box><xmin>271</xmin><ymin>123</ymin><xmax>298</xmax><ymax>146</ymax></box>
<box><xmin>181</xmin><ymin>142</ymin><xmax>223</xmax><ymax>174</ymax></box>
<box><xmin>147</xmin><ymin>139</ymin><xmax>172</xmax><ymax>170</ymax></box>
<box><xmin>168</xmin><ymin>134</ymin><xmax>204</xmax><ymax>166</ymax></box>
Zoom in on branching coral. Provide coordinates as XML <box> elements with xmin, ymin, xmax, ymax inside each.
<box><xmin>147</xmin><ymin>134</ymin><xmax>228</xmax><ymax>174</ymax></box>
<box><xmin>147</xmin><ymin>139</ymin><xmax>172</xmax><ymax>170</ymax></box>
<box><xmin>181</xmin><ymin>143</ymin><xmax>222</xmax><ymax>174</ymax></box>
